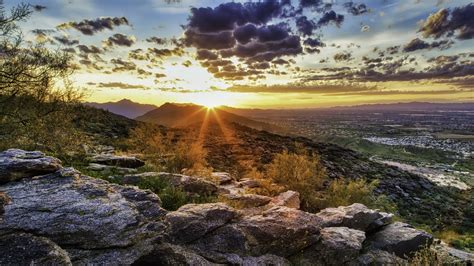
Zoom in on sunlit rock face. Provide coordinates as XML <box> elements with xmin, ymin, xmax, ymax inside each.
<box><xmin>0</xmin><ymin>149</ymin><xmax>471</xmax><ymax>265</ymax></box>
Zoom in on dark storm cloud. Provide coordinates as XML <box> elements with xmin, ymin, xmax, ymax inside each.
<box><xmin>196</xmin><ymin>49</ymin><xmax>218</xmax><ymax>60</ymax></box>
<box><xmin>299</xmin><ymin>0</ymin><xmax>323</xmax><ymax>8</ymax></box>
<box><xmin>32</xmin><ymin>5</ymin><xmax>47</xmax><ymax>12</ymax></box>
<box><xmin>103</xmin><ymin>33</ymin><xmax>136</xmax><ymax>47</ymax></box>
<box><xmin>183</xmin><ymin>0</ymin><xmax>357</xmax><ymax>80</ymax></box>
<box><xmin>187</xmin><ymin>0</ymin><xmax>288</xmax><ymax>33</ymax></box>
<box><xmin>419</xmin><ymin>4</ymin><xmax>474</xmax><ymax>40</ymax></box>
<box><xmin>343</xmin><ymin>2</ymin><xmax>368</xmax><ymax>16</ymax></box>
<box><xmin>54</xmin><ymin>35</ymin><xmax>79</xmax><ymax>46</ymax></box>
<box><xmin>317</xmin><ymin>11</ymin><xmax>344</xmax><ymax>28</ymax></box>
<box><xmin>57</xmin><ymin>17</ymin><xmax>129</xmax><ymax>36</ymax></box>
<box><xmin>184</xmin><ymin>30</ymin><xmax>236</xmax><ymax>50</ymax></box>
<box><xmin>403</xmin><ymin>38</ymin><xmax>453</xmax><ymax>52</ymax></box>
<box><xmin>296</xmin><ymin>16</ymin><xmax>316</xmax><ymax>36</ymax></box>
<box><xmin>303</xmin><ymin>38</ymin><xmax>325</xmax><ymax>53</ymax></box>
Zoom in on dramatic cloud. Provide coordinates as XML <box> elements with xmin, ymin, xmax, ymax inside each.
<box><xmin>77</xmin><ymin>45</ymin><xmax>102</xmax><ymax>54</ymax></box>
<box><xmin>57</xmin><ymin>17</ymin><xmax>130</xmax><ymax>35</ymax></box>
<box><xmin>54</xmin><ymin>35</ymin><xmax>79</xmax><ymax>46</ymax></box>
<box><xmin>333</xmin><ymin>51</ymin><xmax>352</xmax><ymax>62</ymax></box>
<box><xmin>110</xmin><ymin>58</ymin><xmax>136</xmax><ymax>72</ymax></box>
<box><xmin>225</xmin><ymin>83</ymin><xmax>377</xmax><ymax>94</ymax></box>
<box><xmin>343</xmin><ymin>2</ymin><xmax>368</xmax><ymax>16</ymax></box>
<box><xmin>103</xmin><ymin>33</ymin><xmax>136</xmax><ymax>47</ymax></box>
<box><xmin>403</xmin><ymin>38</ymin><xmax>453</xmax><ymax>52</ymax></box>
<box><xmin>419</xmin><ymin>4</ymin><xmax>474</xmax><ymax>40</ymax></box>
<box><xmin>95</xmin><ymin>82</ymin><xmax>147</xmax><ymax>90</ymax></box>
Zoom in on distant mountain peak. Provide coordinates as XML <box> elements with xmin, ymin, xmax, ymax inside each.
<box><xmin>85</xmin><ymin>99</ymin><xmax>158</xmax><ymax>119</ymax></box>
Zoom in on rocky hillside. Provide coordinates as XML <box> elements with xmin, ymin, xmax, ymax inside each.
<box><xmin>197</xmin><ymin>123</ymin><xmax>473</xmax><ymax>231</ymax></box>
<box><xmin>1</xmin><ymin>149</ymin><xmax>472</xmax><ymax>265</ymax></box>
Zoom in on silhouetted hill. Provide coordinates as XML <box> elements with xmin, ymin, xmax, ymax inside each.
<box><xmin>85</xmin><ymin>99</ymin><xmax>158</xmax><ymax>119</ymax></box>
<box><xmin>136</xmin><ymin>102</ymin><xmax>286</xmax><ymax>134</ymax></box>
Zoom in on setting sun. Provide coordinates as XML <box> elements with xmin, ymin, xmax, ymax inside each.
<box><xmin>190</xmin><ymin>91</ymin><xmax>236</xmax><ymax>109</ymax></box>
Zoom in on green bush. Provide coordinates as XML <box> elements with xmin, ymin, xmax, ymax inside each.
<box><xmin>137</xmin><ymin>175</ymin><xmax>216</xmax><ymax>211</ymax></box>
<box><xmin>266</xmin><ymin>147</ymin><xmax>326</xmax><ymax>212</ymax></box>
<box><xmin>319</xmin><ymin>178</ymin><xmax>398</xmax><ymax>213</ymax></box>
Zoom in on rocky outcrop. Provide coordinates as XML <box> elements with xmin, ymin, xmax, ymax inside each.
<box><xmin>0</xmin><ymin>149</ymin><xmax>61</xmax><ymax>184</ymax></box>
<box><xmin>0</xmin><ymin>150</ymin><xmax>470</xmax><ymax>265</ymax></box>
<box><xmin>366</xmin><ymin>222</ymin><xmax>434</xmax><ymax>258</ymax></box>
<box><xmin>291</xmin><ymin>227</ymin><xmax>366</xmax><ymax>265</ymax></box>
<box><xmin>0</xmin><ymin>232</ymin><xmax>72</xmax><ymax>265</ymax></box>
<box><xmin>90</xmin><ymin>154</ymin><xmax>145</xmax><ymax>168</ymax></box>
<box><xmin>166</xmin><ymin>203</ymin><xmax>238</xmax><ymax>243</ymax></box>
<box><xmin>316</xmin><ymin>203</ymin><xmax>393</xmax><ymax>232</ymax></box>
<box><xmin>271</xmin><ymin>190</ymin><xmax>300</xmax><ymax>209</ymax></box>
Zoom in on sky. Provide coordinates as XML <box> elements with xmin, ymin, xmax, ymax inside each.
<box><xmin>11</xmin><ymin>0</ymin><xmax>474</xmax><ymax>108</ymax></box>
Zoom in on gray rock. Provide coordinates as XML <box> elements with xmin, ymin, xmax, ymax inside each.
<box><xmin>166</xmin><ymin>203</ymin><xmax>238</xmax><ymax>243</ymax></box>
<box><xmin>0</xmin><ymin>232</ymin><xmax>72</xmax><ymax>265</ymax></box>
<box><xmin>316</xmin><ymin>203</ymin><xmax>392</xmax><ymax>232</ymax></box>
<box><xmin>238</xmin><ymin>206</ymin><xmax>322</xmax><ymax>257</ymax></box>
<box><xmin>0</xmin><ymin>167</ymin><xmax>166</xmax><ymax>263</ymax></box>
<box><xmin>291</xmin><ymin>227</ymin><xmax>366</xmax><ymax>266</ymax></box>
<box><xmin>100</xmin><ymin>242</ymin><xmax>218</xmax><ymax>266</ymax></box>
<box><xmin>223</xmin><ymin>193</ymin><xmax>272</xmax><ymax>208</ymax></box>
<box><xmin>0</xmin><ymin>149</ymin><xmax>62</xmax><ymax>184</ymax></box>
<box><xmin>211</xmin><ymin>172</ymin><xmax>233</xmax><ymax>185</ymax></box>
<box><xmin>90</xmin><ymin>154</ymin><xmax>145</xmax><ymax>168</ymax></box>
<box><xmin>86</xmin><ymin>163</ymin><xmax>138</xmax><ymax>174</ymax></box>
<box><xmin>238</xmin><ymin>179</ymin><xmax>261</xmax><ymax>188</ymax></box>
<box><xmin>189</xmin><ymin>224</ymin><xmax>248</xmax><ymax>263</ymax></box>
<box><xmin>271</xmin><ymin>190</ymin><xmax>300</xmax><ymax>209</ymax></box>
<box><xmin>431</xmin><ymin>241</ymin><xmax>474</xmax><ymax>264</ymax></box>
<box><xmin>367</xmin><ymin>222</ymin><xmax>433</xmax><ymax>258</ymax></box>
<box><xmin>242</xmin><ymin>254</ymin><xmax>291</xmax><ymax>266</ymax></box>
<box><xmin>358</xmin><ymin>249</ymin><xmax>407</xmax><ymax>265</ymax></box>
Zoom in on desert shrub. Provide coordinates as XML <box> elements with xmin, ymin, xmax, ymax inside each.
<box><xmin>266</xmin><ymin>148</ymin><xmax>326</xmax><ymax>211</ymax></box>
<box><xmin>137</xmin><ymin>175</ymin><xmax>216</xmax><ymax>211</ymax></box>
<box><xmin>437</xmin><ymin>229</ymin><xmax>474</xmax><ymax>252</ymax></box>
<box><xmin>409</xmin><ymin>245</ymin><xmax>447</xmax><ymax>265</ymax></box>
<box><xmin>127</xmin><ymin>124</ymin><xmax>212</xmax><ymax>175</ymax></box>
<box><xmin>319</xmin><ymin>178</ymin><xmax>397</xmax><ymax>212</ymax></box>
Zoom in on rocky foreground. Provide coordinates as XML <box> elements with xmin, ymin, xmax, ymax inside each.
<box><xmin>0</xmin><ymin>149</ymin><xmax>472</xmax><ymax>265</ymax></box>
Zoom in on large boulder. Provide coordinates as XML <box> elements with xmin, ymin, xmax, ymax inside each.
<box><xmin>237</xmin><ymin>206</ymin><xmax>323</xmax><ymax>257</ymax></box>
<box><xmin>357</xmin><ymin>249</ymin><xmax>407</xmax><ymax>265</ymax></box>
<box><xmin>166</xmin><ymin>203</ymin><xmax>238</xmax><ymax>244</ymax></box>
<box><xmin>367</xmin><ymin>222</ymin><xmax>434</xmax><ymax>258</ymax></box>
<box><xmin>130</xmin><ymin>243</ymin><xmax>216</xmax><ymax>266</ymax></box>
<box><xmin>0</xmin><ymin>149</ymin><xmax>62</xmax><ymax>184</ymax></box>
<box><xmin>271</xmin><ymin>190</ymin><xmax>300</xmax><ymax>209</ymax></box>
<box><xmin>315</xmin><ymin>203</ymin><xmax>392</xmax><ymax>232</ymax></box>
<box><xmin>222</xmin><ymin>193</ymin><xmax>272</xmax><ymax>208</ymax></box>
<box><xmin>291</xmin><ymin>227</ymin><xmax>366</xmax><ymax>265</ymax></box>
<box><xmin>90</xmin><ymin>154</ymin><xmax>145</xmax><ymax>168</ymax></box>
<box><xmin>211</xmin><ymin>172</ymin><xmax>233</xmax><ymax>185</ymax></box>
<box><xmin>0</xmin><ymin>232</ymin><xmax>72</xmax><ymax>265</ymax></box>
<box><xmin>0</xmin><ymin>166</ymin><xmax>167</xmax><ymax>264</ymax></box>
